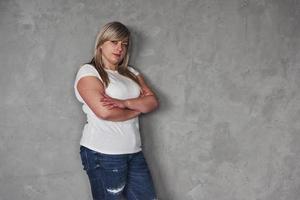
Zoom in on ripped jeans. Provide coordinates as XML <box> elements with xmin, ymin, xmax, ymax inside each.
<box><xmin>79</xmin><ymin>146</ymin><xmax>157</xmax><ymax>200</ymax></box>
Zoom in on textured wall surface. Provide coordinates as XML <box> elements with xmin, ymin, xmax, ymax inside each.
<box><xmin>1</xmin><ymin>0</ymin><xmax>300</xmax><ymax>199</ymax></box>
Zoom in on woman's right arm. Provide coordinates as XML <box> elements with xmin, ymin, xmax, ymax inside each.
<box><xmin>77</xmin><ymin>76</ymin><xmax>141</xmax><ymax>122</ymax></box>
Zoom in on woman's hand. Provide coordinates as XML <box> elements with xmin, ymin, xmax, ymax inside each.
<box><xmin>100</xmin><ymin>93</ymin><xmax>126</xmax><ymax>110</ymax></box>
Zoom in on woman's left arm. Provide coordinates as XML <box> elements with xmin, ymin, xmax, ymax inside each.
<box><xmin>101</xmin><ymin>75</ymin><xmax>159</xmax><ymax>113</ymax></box>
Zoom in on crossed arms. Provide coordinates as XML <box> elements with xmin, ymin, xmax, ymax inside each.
<box><xmin>77</xmin><ymin>74</ymin><xmax>159</xmax><ymax>122</ymax></box>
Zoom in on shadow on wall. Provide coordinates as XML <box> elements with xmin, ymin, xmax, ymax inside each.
<box><xmin>129</xmin><ymin>26</ymin><xmax>172</xmax><ymax>198</ymax></box>
<box><xmin>140</xmin><ymin>84</ymin><xmax>169</xmax><ymax>198</ymax></box>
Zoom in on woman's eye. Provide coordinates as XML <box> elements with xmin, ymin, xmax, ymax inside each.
<box><xmin>110</xmin><ymin>41</ymin><xmax>128</xmax><ymax>47</ymax></box>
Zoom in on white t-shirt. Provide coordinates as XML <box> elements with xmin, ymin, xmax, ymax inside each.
<box><xmin>74</xmin><ymin>64</ymin><xmax>142</xmax><ymax>154</ymax></box>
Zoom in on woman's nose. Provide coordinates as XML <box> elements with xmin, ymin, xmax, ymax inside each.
<box><xmin>116</xmin><ymin>42</ymin><xmax>123</xmax><ymax>51</ymax></box>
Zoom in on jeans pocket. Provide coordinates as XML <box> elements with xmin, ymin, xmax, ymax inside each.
<box><xmin>96</xmin><ymin>154</ymin><xmax>127</xmax><ymax>171</ymax></box>
<box><xmin>79</xmin><ymin>147</ymin><xmax>90</xmax><ymax>171</ymax></box>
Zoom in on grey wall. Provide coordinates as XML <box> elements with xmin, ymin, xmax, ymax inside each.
<box><xmin>1</xmin><ymin>0</ymin><xmax>300</xmax><ymax>199</ymax></box>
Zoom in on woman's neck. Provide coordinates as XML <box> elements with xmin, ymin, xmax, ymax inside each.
<box><xmin>102</xmin><ymin>60</ymin><xmax>117</xmax><ymax>71</ymax></box>
<box><xmin>104</xmin><ymin>66</ymin><xmax>117</xmax><ymax>71</ymax></box>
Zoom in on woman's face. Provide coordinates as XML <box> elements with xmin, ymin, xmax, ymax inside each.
<box><xmin>100</xmin><ymin>39</ymin><xmax>128</xmax><ymax>68</ymax></box>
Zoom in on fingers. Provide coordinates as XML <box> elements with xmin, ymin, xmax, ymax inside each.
<box><xmin>101</xmin><ymin>101</ymin><xmax>117</xmax><ymax>110</ymax></box>
<box><xmin>102</xmin><ymin>101</ymin><xmax>114</xmax><ymax>106</ymax></box>
<box><xmin>103</xmin><ymin>93</ymin><xmax>111</xmax><ymax>98</ymax></box>
<box><xmin>100</xmin><ymin>92</ymin><xmax>111</xmax><ymax>99</ymax></box>
<box><xmin>100</xmin><ymin>93</ymin><xmax>113</xmax><ymax>102</ymax></box>
<box><xmin>100</xmin><ymin>97</ymin><xmax>111</xmax><ymax>103</ymax></box>
<box><xmin>140</xmin><ymin>89</ymin><xmax>145</xmax><ymax>97</ymax></box>
<box><xmin>101</xmin><ymin>97</ymin><xmax>121</xmax><ymax>109</ymax></box>
<box><xmin>100</xmin><ymin>96</ymin><xmax>117</xmax><ymax>110</ymax></box>
<box><xmin>140</xmin><ymin>89</ymin><xmax>152</xmax><ymax>97</ymax></box>
<box><xmin>105</xmin><ymin>104</ymin><xmax>117</xmax><ymax>110</ymax></box>
<box><xmin>99</xmin><ymin>92</ymin><xmax>124</xmax><ymax>109</ymax></box>
<box><xmin>104</xmin><ymin>105</ymin><xmax>116</xmax><ymax>110</ymax></box>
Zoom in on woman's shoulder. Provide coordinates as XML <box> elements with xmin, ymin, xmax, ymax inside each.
<box><xmin>76</xmin><ymin>63</ymin><xmax>98</xmax><ymax>75</ymax></box>
<box><xmin>128</xmin><ymin>65</ymin><xmax>140</xmax><ymax>76</ymax></box>
<box><xmin>79</xmin><ymin>63</ymin><xmax>97</xmax><ymax>71</ymax></box>
<box><xmin>75</xmin><ymin>63</ymin><xmax>100</xmax><ymax>80</ymax></box>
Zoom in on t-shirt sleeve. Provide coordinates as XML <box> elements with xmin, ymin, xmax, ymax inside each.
<box><xmin>75</xmin><ymin>64</ymin><xmax>101</xmax><ymax>82</ymax></box>
<box><xmin>74</xmin><ymin>64</ymin><xmax>101</xmax><ymax>103</ymax></box>
<box><xmin>128</xmin><ymin>66</ymin><xmax>140</xmax><ymax>76</ymax></box>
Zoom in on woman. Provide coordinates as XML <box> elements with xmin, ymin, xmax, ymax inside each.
<box><xmin>74</xmin><ymin>21</ymin><xmax>159</xmax><ymax>200</ymax></box>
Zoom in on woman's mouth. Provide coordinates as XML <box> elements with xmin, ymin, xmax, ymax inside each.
<box><xmin>113</xmin><ymin>53</ymin><xmax>121</xmax><ymax>57</ymax></box>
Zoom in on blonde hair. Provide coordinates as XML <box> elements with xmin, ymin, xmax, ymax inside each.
<box><xmin>88</xmin><ymin>21</ymin><xmax>140</xmax><ymax>87</ymax></box>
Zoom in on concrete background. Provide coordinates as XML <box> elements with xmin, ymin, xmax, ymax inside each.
<box><xmin>1</xmin><ymin>0</ymin><xmax>300</xmax><ymax>199</ymax></box>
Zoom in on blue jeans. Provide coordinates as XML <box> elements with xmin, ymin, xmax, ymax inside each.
<box><xmin>79</xmin><ymin>146</ymin><xmax>157</xmax><ymax>200</ymax></box>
